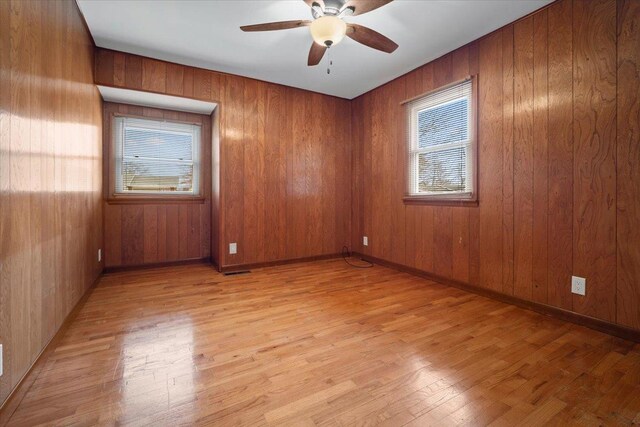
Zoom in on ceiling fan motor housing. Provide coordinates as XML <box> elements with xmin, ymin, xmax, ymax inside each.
<box><xmin>311</xmin><ymin>0</ymin><xmax>352</xmax><ymax>18</ymax></box>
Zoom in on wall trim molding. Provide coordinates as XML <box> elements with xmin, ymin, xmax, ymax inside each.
<box><xmin>220</xmin><ymin>253</ymin><xmax>343</xmax><ymax>273</ymax></box>
<box><xmin>0</xmin><ymin>273</ymin><xmax>103</xmax><ymax>424</ymax></box>
<box><xmin>354</xmin><ymin>253</ymin><xmax>640</xmax><ymax>343</ymax></box>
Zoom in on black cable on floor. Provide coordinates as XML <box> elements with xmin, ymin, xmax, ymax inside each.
<box><xmin>341</xmin><ymin>245</ymin><xmax>374</xmax><ymax>269</ymax></box>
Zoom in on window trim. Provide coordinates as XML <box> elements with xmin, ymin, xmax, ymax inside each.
<box><xmin>107</xmin><ymin>112</ymin><xmax>205</xmax><ymax>204</ymax></box>
<box><xmin>402</xmin><ymin>75</ymin><xmax>479</xmax><ymax>207</ymax></box>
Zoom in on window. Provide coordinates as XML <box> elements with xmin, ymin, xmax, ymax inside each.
<box><xmin>405</xmin><ymin>78</ymin><xmax>476</xmax><ymax>204</ymax></box>
<box><xmin>113</xmin><ymin>116</ymin><xmax>201</xmax><ymax>196</ymax></box>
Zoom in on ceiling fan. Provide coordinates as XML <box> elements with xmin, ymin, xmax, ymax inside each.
<box><xmin>240</xmin><ymin>0</ymin><xmax>398</xmax><ymax>66</ymax></box>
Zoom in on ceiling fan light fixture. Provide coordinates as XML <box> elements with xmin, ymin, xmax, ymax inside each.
<box><xmin>310</xmin><ymin>16</ymin><xmax>347</xmax><ymax>47</ymax></box>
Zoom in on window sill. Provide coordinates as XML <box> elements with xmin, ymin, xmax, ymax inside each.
<box><xmin>403</xmin><ymin>195</ymin><xmax>478</xmax><ymax>207</ymax></box>
<box><xmin>106</xmin><ymin>196</ymin><xmax>205</xmax><ymax>205</ymax></box>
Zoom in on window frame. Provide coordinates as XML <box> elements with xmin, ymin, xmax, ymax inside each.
<box><xmin>107</xmin><ymin>112</ymin><xmax>205</xmax><ymax>204</ymax></box>
<box><xmin>403</xmin><ymin>76</ymin><xmax>479</xmax><ymax>207</ymax></box>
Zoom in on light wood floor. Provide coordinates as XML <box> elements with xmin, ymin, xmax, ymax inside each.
<box><xmin>3</xmin><ymin>260</ymin><xmax>639</xmax><ymax>426</ymax></box>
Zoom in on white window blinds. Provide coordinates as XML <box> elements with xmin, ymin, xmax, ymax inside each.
<box><xmin>114</xmin><ymin>116</ymin><xmax>201</xmax><ymax>195</ymax></box>
<box><xmin>406</xmin><ymin>78</ymin><xmax>475</xmax><ymax>198</ymax></box>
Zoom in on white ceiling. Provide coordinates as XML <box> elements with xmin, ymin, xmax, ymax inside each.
<box><xmin>78</xmin><ymin>0</ymin><xmax>551</xmax><ymax>99</ymax></box>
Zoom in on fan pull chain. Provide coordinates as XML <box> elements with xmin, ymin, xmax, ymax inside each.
<box><xmin>327</xmin><ymin>48</ymin><xmax>333</xmax><ymax>75</ymax></box>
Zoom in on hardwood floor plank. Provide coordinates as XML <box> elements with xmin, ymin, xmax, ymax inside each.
<box><xmin>3</xmin><ymin>260</ymin><xmax>639</xmax><ymax>426</ymax></box>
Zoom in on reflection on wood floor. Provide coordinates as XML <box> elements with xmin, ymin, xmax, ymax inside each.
<box><xmin>4</xmin><ymin>259</ymin><xmax>640</xmax><ymax>425</ymax></box>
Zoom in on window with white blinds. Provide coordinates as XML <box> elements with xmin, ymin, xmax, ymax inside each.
<box><xmin>113</xmin><ymin>116</ymin><xmax>201</xmax><ymax>195</ymax></box>
<box><xmin>406</xmin><ymin>78</ymin><xmax>476</xmax><ymax>201</ymax></box>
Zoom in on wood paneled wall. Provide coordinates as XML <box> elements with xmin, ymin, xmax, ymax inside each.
<box><xmin>94</xmin><ymin>49</ymin><xmax>352</xmax><ymax>269</ymax></box>
<box><xmin>352</xmin><ymin>0</ymin><xmax>640</xmax><ymax>330</ymax></box>
<box><xmin>617</xmin><ymin>0</ymin><xmax>640</xmax><ymax>332</ymax></box>
<box><xmin>101</xmin><ymin>103</ymin><xmax>213</xmax><ymax>268</ymax></box>
<box><xmin>0</xmin><ymin>0</ymin><xmax>103</xmax><ymax>405</ymax></box>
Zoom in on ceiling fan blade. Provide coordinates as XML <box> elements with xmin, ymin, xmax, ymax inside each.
<box><xmin>308</xmin><ymin>42</ymin><xmax>327</xmax><ymax>66</ymax></box>
<box><xmin>240</xmin><ymin>20</ymin><xmax>311</xmax><ymax>32</ymax></box>
<box><xmin>340</xmin><ymin>0</ymin><xmax>393</xmax><ymax>16</ymax></box>
<box><xmin>346</xmin><ymin>23</ymin><xmax>398</xmax><ymax>53</ymax></box>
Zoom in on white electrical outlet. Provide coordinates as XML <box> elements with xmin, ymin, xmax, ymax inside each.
<box><xmin>363</xmin><ymin>236</ymin><xmax>368</xmax><ymax>246</ymax></box>
<box><xmin>0</xmin><ymin>344</ymin><xmax>3</xmax><ymax>377</ymax></box>
<box><xmin>229</xmin><ymin>242</ymin><xmax>237</xmax><ymax>255</ymax></box>
<box><xmin>98</xmin><ymin>249</ymin><xmax>102</xmax><ymax>262</ymax></box>
<box><xmin>571</xmin><ymin>276</ymin><xmax>586</xmax><ymax>296</ymax></box>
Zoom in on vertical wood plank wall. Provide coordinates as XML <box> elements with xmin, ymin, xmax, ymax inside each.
<box><xmin>101</xmin><ymin>103</ymin><xmax>213</xmax><ymax>268</ymax></box>
<box><xmin>351</xmin><ymin>0</ymin><xmax>640</xmax><ymax>330</ymax></box>
<box><xmin>616</xmin><ymin>0</ymin><xmax>640</xmax><ymax>329</ymax></box>
<box><xmin>0</xmin><ymin>0</ymin><xmax>103</xmax><ymax>404</ymax></box>
<box><xmin>94</xmin><ymin>49</ymin><xmax>352</xmax><ymax>269</ymax></box>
